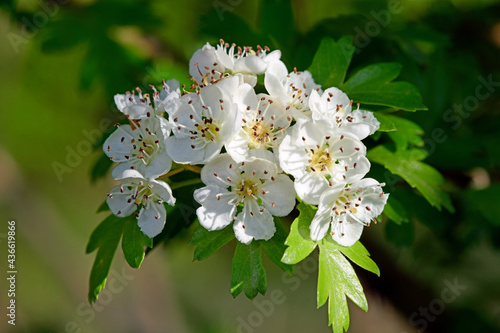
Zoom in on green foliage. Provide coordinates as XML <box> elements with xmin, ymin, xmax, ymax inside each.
<box><xmin>341</xmin><ymin>63</ymin><xmax>428</xmax><ymax>111</ymax></box>
<box><xmin>383</xmin><ymin>196</ymin><xmax>409</xmax><ymax>225</ymax></box>
<box><xmin>281</xmin><ymin>202</ymin><xmax>318</xmax><ymax>265</ymax></box>
<box><xmin>373</xmin><ymin>112</ymin><xmax>397</xmax><ymax>132</ymax></box>
<box><xmin>318</xmin><ymin>241</ymin><xmax>368</xmax><ymax>333</ymax></box>
<box><xmin>260</xmin><ymin>218</ymin><xmax>294</xmax><ymax>275</ymax></box>
<box><xmin>368</xmin><ymin>145</ymin><xmax>454</xmax><ymax>213</ymax></box>
<box><xmin>87</xmin><ymin>212</ymin><xmax>153</xmax><ymax>303</ymax></box>
<box><xmin>282</xmin><ymin>202</ymin><xmax>379</xmax><ymax>332</ymax></box>
<box><xmin>308</xmin><ymin>36</ymin><xmax>355</xmax><ymax>88</ymax></box>
<box><xmin>86</xmin><ymin>214</ymin><xmax>125</xmax><ymax>303</ymax></box>
<box><xmin>190</xmin><ymin>224</ymin><xmax>235</xmax><ymax>261</ymax></box>
<box><xmin>385</xmin><ymin>115</ymin><xmax>425</xmax><ymax>151</ymax></box>
<box><xmin>191</xmin><ymin>217</ymin><xmax>292</xmax><ymax>299</ymax></box>
<box><xmin>230</xmin><ymin>241</ymin><xmax>267</xmax><ymax>299</ymax></box>
<box><xmin>122</xmin><ymin>218</ymin><xmax>153</xmax><ymax>269</ymax></box>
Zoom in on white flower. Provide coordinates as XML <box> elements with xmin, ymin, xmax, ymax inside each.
<box><xmin>103</xmin><ymin>116</ymin><xmax>172</xmax><ymax>179</ymax></box>
<box><xmin>166</xmin><ymin>85</ymin><xmax>242</xmax><ymax>165</ymax></box>
<box><xmin>226</xmin><ymin>84</ymin><xmax>291</xmax><ymax>164</ymax></box>
<box><xmin>310</xmin><ymin>178</ymin><xmax>388</xmax><ymax>246</ymax></box>
<box><xmin>106</xmin><ymin>169</ymin><xmax>175</xmax><ymax>238</ymax></box>
<box><xmin>309</xmin><ymin>87</ymin><xmax>380</xmax><ymax>140</ymax></box>
<box><xmin>215</xmin><ymin>39</ymin><xmax>281</xmax><ymax>75</ymax></box>
<box><xmin>265</xmin><ymin>60</ymin><xmax>322</xmax><ymax>120</ymax></box>
<box><xmin>114</xmin><ymin>79</ymin><xmax>181</xmax><ymax>119</ymax></box>
<box><xmin>189</xmin><ymin>42</ymin><xmax>225</xmax><ymax>86</ymax></box>
<box><xmin>194</xmin><ymin>154</ymin><xmax>295</xmax><ymax>244</ymax></box>
<box><xmin>189</xmin><ymin>40</ymin><xmax>281</xmax><ymax>87</ymax></box>
<box><xmin>279</xmin><ymin>119</ymin><xmax>370</xmax><ymax>205</ymax></box>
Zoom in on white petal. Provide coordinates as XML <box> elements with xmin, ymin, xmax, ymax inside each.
<box><xmin>234</xmin><ymin>201</ymin><xmax>276</xmax><ymax>243</ymax></box>
<box><xmin>144</xmin><ymin>149</ymin><xmax>172</xmax><ymax>179</ymax></box>
<box><xmin>332</xmin><ymin>220</ymin><xmax>364</xmax><ymax>247</ymax></box>
<box><xmin>214</xmin><ymin>75</ymin><xmax>242</xmax><ymax>96</ymax></box>
<box><xmin>194</xmin><ymin>186</ymin><xmax>236</xmax><ymax>231</ymax></box>
<box><xmin>265</xmin><ymin>59</ymin><xmax>288</xmax><ymax>79</ymax></box>
<box><xmin>189</xmin><ymin>43</ymin><xmax>223</xmax><ymax>84</ymax></box>
<box><xmin>259</xmin><ymin>174</ymin><xmax>295</xmax><ymax>216</ymax></box>
<box><xmin>111</xmin><ymin>162</ymin><xmax>137</xmax><ymax>180</ymax></box>
<box><xmin>165</xmin><ymin>136</ymin><xmax>208</xmax><ymax>164</ymax></box>
<box><xmin>138</xmin><ymin>203</ymin><xmax>166</xmax><ymax>238</ymax></box>
<box><xmin>241</xmin><ymin>158</ymin><xmax>277</xmax><ymax>181</ymax></box>
<box><xmin>234</xmin><ymin>55</ymin><xmax>267</xmax><ymax>74</ymax></box>
<box><xmin>107</xmin><ymin>185</ymin><xmax>137</xmax><ymax>217</ymax></box>
<box><xmin>200</xmin><ymin>154</ymin><xmax>239</xmax><ymax>187</ymax></box>
<box><xmin>233</xmin><ymin>83</ymin><xmax>257</xmax><ymax>109</ymax></box>
<box><xmin>264</xmin><ymin>73</ymin><xmax>288</xmax><ymax>105</ymax></box>
<box><xmin>278</xmin><ymin>135</ymin><xmax>308</xmax><ymax>175</ymax></box>
<box><xmin>263</xmin><ymin>50</ymin><xmax>282</xmax><ymax>65</ymax></box>
<box><xmin>242</xmin><ymin>74</ymin><xmax>258</xmax><ymax>87</ymax></box>
<box><xmin>309</xmin><ymin>205</ymin><xmax>332</xmax><ymax>241</ymax></box>
<box><xmin>294</xmin><ymin>172</ymin><xmax>329</xmax><ymax>205</ymax></box>
<box><xmin>103</xmin><ymin>125</ymin><xmax>135</xmax><ymax>162</ymax></box>
<box><xmin>346</xmin><ymin>109</ymin><xmax>380</xmax><ymax>139</ymax></box>
<box><xmin>151</xmin><ymin>179</ymin><xmax>176</xmax><ymax>206</ymax></box>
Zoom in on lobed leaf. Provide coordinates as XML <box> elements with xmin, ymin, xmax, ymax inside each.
<box><xmin>230</xmin><ymin>241</ymin><xmax>267</xmax><ymax>299</ymax></box>
<box><xmin>368</xmin><ymin>145</ymin><xmax>454</xmax><ymax>213</ymax></box>
<box><xmin>190</xmin><ymin>224</ymin><xmax>235</xmax><ymax>261</ymax></box>
<box><xmin>308</xmin><ymin>36</ymin><xmax>355</xmax><ymax>88</ymax></box>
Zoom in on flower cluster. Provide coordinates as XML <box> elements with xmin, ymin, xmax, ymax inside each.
<box><xmin>103</xmin><ymin>40</ymin><xmax>388</xmax><ymax>246</ymax></box>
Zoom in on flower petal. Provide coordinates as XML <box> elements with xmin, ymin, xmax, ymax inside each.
<box><xmin>234</xmin><ymin>201</ymin><xmax>275</xmax><ymax>244</ymax></box>
<box><xmin>138</xmin><ymin>203</ymin><xmax>166</xmax><ymax>238</ymax></box>
<box><xmin>331</xmin><ymin>220</ymin><xmax>364</xmax><ymax>247</ymax></box>
<box><xmin>106</xmin><ymin>185</ymin><xmax>137</xmax><ymax>217</ymax></box>
<box><xmin>259</xmin><ymin>174</ymin><xmax>295</xmax><ymax>216</ymax></box>
<box><xmin>194</xmin><ymin>185</ymin><xmax>236</xmax><ymax>231</ymax></box>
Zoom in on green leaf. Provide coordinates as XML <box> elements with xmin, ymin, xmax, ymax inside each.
<box><xmin>281</xmin><ymin>201</ymin><xmax>318</xmax><ymax>265</ymax></box>
<box><xmin>189</xmin><ymin>223</ymin><xmax>235</xmax><ymax>261</ymax></box>
<box><xmin>373</xmin><ymin>113</ymin><xmax>397</xmax><ymax>132</ymax></box>
<box><xmin>121</xmin><ymin>217</ymin><xmax>152</xmax><ymax>269</ymax></box>
<box><xmin>87</xmin><ymin>214</ymin><xmax>124</xmax><ymax>303</ymax></box>
<box><xmin>385</xmin><ymin>115</ymin><xmax>425</xmax><ymax>151</ymax></box>
<box><xmin>335</xmin><ymin>241</ymin><xmax>380</xmax><ymax>277</ymax></box>
<box><xmin>230</xmin><ymin>241</ymin><xmax>267</xmax><ymax>299</ymax></box>
<box><xmin>341</xmin><ymin>63</ymin><xmax>427</xmax><ymax>111</ymax></box>
<box><xmin>308</xmin><ymin>36</ymin><xmax>355</xmax><ymax>88</ymax></box>
<box><xmin>368</xmin><ymin>145</ymin><xmax>454</xmax><ymax>213</ymax></box>
<box><xmin>384</xmin><ymin>196</ymin><xmax>409</xmax><ymax>225</ymax></box>
<box><xmin>260</xmin><ymin>218</ymin><xmax>294</xmax><ymax>275</ymax></box>
<box><xmin>318</xmin><ymin>241</ymin><xmax>368</xmax><ymax>333</ymax></box>
<box><xmin>90</xmin><ymin>152</ymin><xmax>113</xmax><ymax>182</ymax></box>
<box><xmin>96</xmin><ymin>200</ymin><xmax>109</xmax><ymax>213</ymax></box>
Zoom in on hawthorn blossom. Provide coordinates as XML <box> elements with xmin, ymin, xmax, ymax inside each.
<box><xmin>265</xmin><ymin>60</ymin><xmax>322</xmax><ymax>120</ymax></box>
<box><xmin>310</xmin><ymin>178</ymin><xmax>388</xmax><ymax>246</ymax></box>
<box><xmin>279</xmin><ymin>119</ymin><xmax>370</xmax><ymax>205</ymax></box>
<box><xmin>226</xmin><ymin>83</ymin><xmax>291</xmax><ymax>163</ymax></box>
<box><xmin>106</xmin><ymin>169</ymin><xmax>175</xmax><ymax>238</ymax></box>
<box><xmin>189</xmin><ymin>40</ymin><xmax>280</xmax><ymax>87</ymax></box>
<box><xmin>194</xmin><ymin>154</ymin><xmax>295</xmax><ymax>244</ymax></box>
<box><xmin>103</xmin><ymin>116</ymin><xmax>172</xmax><ymax>179</ymax></box>
<box><xmin>114</xmin><ymin>79</ymin><xmax>181</xmax><ymax>119</ymax></box>
<box><xmin>166</xmin><ymin>85</ymin><xmax>242</xmax><ymax>165</ymax></box>
<box><xmin>309</xmin><ymin>87</ymin><xmax>380</xmax><ymax>140</ymax></box>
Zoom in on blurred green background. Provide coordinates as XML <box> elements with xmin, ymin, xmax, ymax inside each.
<box><xmin>1</xmin><ymin>0</ymin><xmax>500</xmax><ymax>332</ymax></box>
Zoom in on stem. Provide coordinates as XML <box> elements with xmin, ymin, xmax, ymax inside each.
<box><xmin>170</xmin><ymin>178</ymin><xmax>203</xmax><ymax>190</ymax></box>
<box><xmin>157</xmin><ymin>165</ymin><xmax>202</xmax><ymax>180</ymax></box>
<box><xmin>184</xmin><ymin>165</ymin><xmax>202</xmax><ymax>173</ymax></box>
